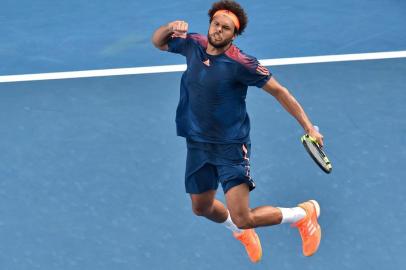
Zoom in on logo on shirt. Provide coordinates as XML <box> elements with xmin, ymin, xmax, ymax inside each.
<box><xmin>203</xmin><ymin>59</ymin><xmax>210</xmax><ymax>66</ymax></box>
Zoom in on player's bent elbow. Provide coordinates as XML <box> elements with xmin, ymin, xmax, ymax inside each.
<box><xmin>159</xmin><ymin>44</ymin><xmax>169</xmax><ymax>51</ymax></box>
<box><xmin>154</xmin><ymin>43</ymin><xmax>169</xmax><ymax>51</ymax></box>
<box><xmin>151</xmin><ymin>37</ymin><xmax>168</xmax><ymax>51</ymax></box>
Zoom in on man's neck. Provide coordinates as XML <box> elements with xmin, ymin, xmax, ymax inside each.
<box><xmin>206</xmin><ymin>43</ymin><xmax>232</xmax><ymax>56</ymax></box>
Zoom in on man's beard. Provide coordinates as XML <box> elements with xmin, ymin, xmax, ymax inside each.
<box><xmin>207</xmin><ymin>32</ymin><xmax>232</xmax><ymax>49</ymax></box>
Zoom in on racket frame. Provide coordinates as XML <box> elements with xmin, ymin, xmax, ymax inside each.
<box><xmin>301</xmin><ymin>134</ymin><xmax>332</xmax><ymax>174</ymax></box>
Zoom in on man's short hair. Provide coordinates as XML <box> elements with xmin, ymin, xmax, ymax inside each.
<box><xmin>208</xmin><ymin>0</ymin><xmax>248</xmax><ymax>35</ymax></box>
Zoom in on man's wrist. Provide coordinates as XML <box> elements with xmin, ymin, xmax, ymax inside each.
<box><xmin>304</xmin><ymin>124</ymin><xmax>314</xmax><ymax>133</ymax></box>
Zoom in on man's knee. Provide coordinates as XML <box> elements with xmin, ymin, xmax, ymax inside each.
<box><xmin>192</xmin><ymin>204</ymin><xmax>213</xmax><ymax>217</ymax></box>
<box><xmin>190</xmin><ymin>191</ymin><xmax>216</xmax><ymax>217</ymax></box>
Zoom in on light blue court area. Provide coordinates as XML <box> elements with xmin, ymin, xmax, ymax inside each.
<box><xmin>1</xmin><ymin>0</ymin><xmax>406</xmax><ymax>269</ymax></box>
<box><xmin>0</xmin><ymin>58</ymin><xmax>405</xmax><ymax>270</ymax></box>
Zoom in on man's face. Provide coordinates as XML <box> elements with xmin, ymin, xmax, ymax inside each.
<box><xmin>207</xmin><ymin>14</ymin><xmax>236</xmax><ymax>49</ymax></box>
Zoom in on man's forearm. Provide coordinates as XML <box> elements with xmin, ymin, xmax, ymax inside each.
<box><xmin>262</xmin><ymin>77</ymin><xmax>323</xmax><ymax>145</ymax></box>
<box><xmin>151</xmin><ymin>24</ymin><xmax>172</xmax><ymax>50</ymax></box>
<box><xmin>274</xmin><ymin>89</ymin><xmax>314</xmax><ymax>132</ymax></box>
<box><xmin>152</xmin><ymin>21</ymin><xmax>189</xmax><ymax>50</ymax></box>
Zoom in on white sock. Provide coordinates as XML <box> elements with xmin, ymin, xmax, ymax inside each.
<box><xmin>278</xmin><ymin>207</ymin><xmax>306</xmax><ymax>224</ymax></box>
<box><xmin>222</xmin><ymin>211</ymin><xmax>243</xmax><ymax>234</ymax></box>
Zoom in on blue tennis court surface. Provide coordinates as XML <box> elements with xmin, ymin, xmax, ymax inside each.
<box><xmin>0</xmin><ymin>1</ymin><xmax>405</xmax><ymax>269</ymax></box>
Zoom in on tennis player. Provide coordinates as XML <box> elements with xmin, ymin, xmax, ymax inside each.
<box><xmin>152</xmin><ymin>0</ymin><xmax>324</xmax><ymax>262</ymax></box>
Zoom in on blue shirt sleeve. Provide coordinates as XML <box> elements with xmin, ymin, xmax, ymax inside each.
<box><xmin>167</xmin><ymin>35</ymin><xmax>188</xmax><ymax>56</ymax></box>
<box><xmin>238</xmin><ymin>56</ymin><xmax>272</xmax><ymax>88</ymax></box>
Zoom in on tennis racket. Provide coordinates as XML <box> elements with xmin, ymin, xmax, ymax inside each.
<box><xmin>301</xmin><ymin>128</ymin><xmax>332</xmax><ymax>174</ymax></box>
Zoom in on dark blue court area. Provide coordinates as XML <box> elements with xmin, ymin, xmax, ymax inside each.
<box><xmin>0</xmin><ymin>1</ymin><xmax>405</xmax><ymax>270</ymax></box>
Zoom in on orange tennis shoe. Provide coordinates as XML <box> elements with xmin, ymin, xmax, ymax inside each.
<box><xmin>292</xmin><ymin>200</ymin><xmax>321</xmax><ymax>256</ymax></box>
<box><xmin>233</xmin><ymin>229</ymin><xmax>262</xmax><ymax>263</ymax></box>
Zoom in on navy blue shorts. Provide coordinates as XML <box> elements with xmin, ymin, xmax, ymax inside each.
<box><xmin>185</xmin><ymin>139</ymin><xmax>256</xmax><ymax>194</ymax></box>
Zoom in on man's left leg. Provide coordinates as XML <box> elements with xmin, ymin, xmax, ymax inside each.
<box><xmin>225</xmin><ymin>183</ymin><xmax>283</xmax><ymax>228</ymax></box>
<box><xmin>225</xmin><ymin>183</ymin><xmax>322</xmax><ymax>257</ymax></box>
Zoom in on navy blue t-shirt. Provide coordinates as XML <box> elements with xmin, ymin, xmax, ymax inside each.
<box><xmin>168</xmin><ymin>33</ymin><xmax>271</xmax><ymax>143</ymax></box>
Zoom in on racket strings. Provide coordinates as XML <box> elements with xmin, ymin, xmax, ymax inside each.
<box><xmin>306</xmin><ymin>141</ymin><xmax>328</xmax><ymax>165</ymax></box>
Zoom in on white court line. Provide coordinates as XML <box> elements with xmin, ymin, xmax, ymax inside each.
<box><xmin>1</xmin><ymin>50</ymin><xmax>406</xmax><ymax>83</ymax></box>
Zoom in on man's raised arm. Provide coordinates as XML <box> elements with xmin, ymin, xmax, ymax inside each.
<box><xmin>151</xmin><ymin>21</ymin><xmax>189</xmax><ymax>51</ymax></box>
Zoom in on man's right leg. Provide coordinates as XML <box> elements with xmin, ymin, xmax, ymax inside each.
<box><xmin>189</xmin><ymin>189</ymin><xmax>262</xmax><ymax>263</ymax></box>
<box><xmin>184</xmin><ymin>148</ymin><xmax>259</xmax><ymax>261</ymax></box>
<box><xmin>190</xmin><ymin>189</ymin><xmax>228</xmax><ymax>223</ymax></box>
<box><xmin>186</xmin><ymin>162</ymin><xmax>229</xmax><ymax>223</ymax></box>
